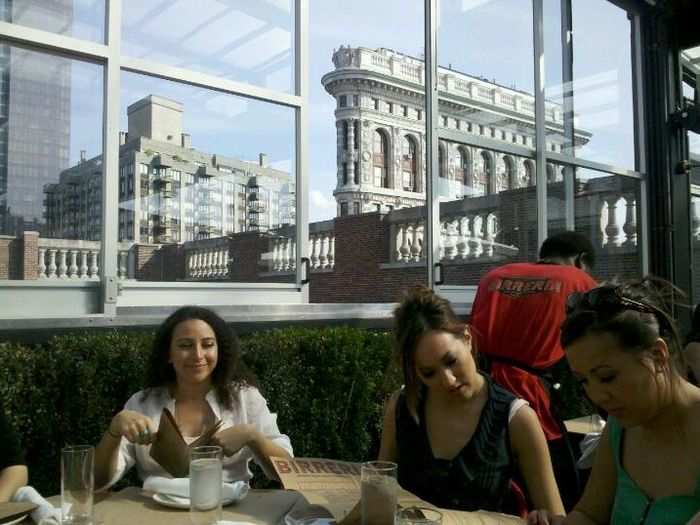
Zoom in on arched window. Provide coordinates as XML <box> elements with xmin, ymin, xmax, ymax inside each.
<box><xmin>438</xmin><ymin>142</ymin><xmax>447</xmax><ymax>178</ymax></box>
<box><xmin>342</xmin><ymin>121</ymin><xmax>349</xmax><ymax>151</ymax></box>
<box><xmin>481</xmin><ymin>151</ymin><xmax>492</xmax><ymax>195</ymax></box>
<box><xmin>354</xmin><ymin>120</ymin><xmax>360</xmax><ymax>150</ymax></box>
<box><xmin>524</xmin><ymin>160</ymin><xmax>535</xmax><ymax>187</ymax></box>
<box><xmin>500</xmin><ymin>156</ymin><xmax>515</xmax><ymax>191</ymax></box>
<box><xmin>456</xmin><ymin>146</ymin><xmax>472</xmax><ymax>187</ymax></box>
<box><xmin>373</xmin><ymin>129</ymin><xmax>389</xmax><ymax>188</ymax></box>
<box><xmin>401</xmin><ymin>135</ymin><xmax>418</xmax><ymax>192</ymax></box>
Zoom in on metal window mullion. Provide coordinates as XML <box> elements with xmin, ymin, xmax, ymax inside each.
<box><xmin>425</xmin><ymin>0</ymin><xmax>440</xmax><ymax>287</ymax></box>
<box><xmin>296</xmin><ymin>0</ymin><xmax>309</xmax><ymax>296</ymax></box>
<box><xmin>561</xmin><ymin>0</ymin><xmax>575</xmax><ymax>230</ymax></box>
<box><xmin>547</xmin><ymin>152</ymin><xmax>644</xmax><ymax>178</ymax></box>
<box><xmin>120</xmin><ymin>56</ymin><xmax>301</xmax><ymax>110</ymax></box>
<box><xmin>0</xmin><ymin>20</ymin><xmax>108</xmax><ymax>61</ymax></box>
<box><xmin>533</xmin><ymin>0</ymin><xmax>547</xmax><ymax>246</ymax></box>
<box><xmin>101</xmin><ymin>0</ymin><xmax>122</xmax><ymax>316</ymax></box>
<box><xmin>438</xmin><ymin>128</ymin><xmax>535</xmax><ymax>159</ymax></box>
<box><xmin>631</xmin><ymin>12</ymin><xmax>649</xmax><ymax>275</ymax></box>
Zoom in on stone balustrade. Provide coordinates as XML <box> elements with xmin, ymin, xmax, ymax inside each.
<box><xmin>184</xmin><ymin>237</ymin><xmax>230</xmax><ymax>280</ymax></box>
<box><xmin>37</xmin><ymin>239</ymin><xmax>132</xmax><ymax>280</ymax></box>
<box><xmin>389</xmin><ymin>206</ymin><xmax>509</xmax><ymax>264</ymax></box>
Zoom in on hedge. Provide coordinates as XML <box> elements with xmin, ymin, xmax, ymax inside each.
<box><xmin>0</xmin><ymin>326</ymin><xmax>588</xmax><ymax>496</ymax></box>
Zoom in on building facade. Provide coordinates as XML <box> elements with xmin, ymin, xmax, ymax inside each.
<box><xmin>0</xmin><ymin>0</ymin><xmax>73</xmax><ymax>236</ymax></box>
<box><xmin>322</xmin><ymin>46</ymin><xmax>590</xmax><ymax>216</ymax></box>
<box><xmin>44</xmin><ymin>95</ymin><xmax>294</xmax><ymax>244</ymax></box>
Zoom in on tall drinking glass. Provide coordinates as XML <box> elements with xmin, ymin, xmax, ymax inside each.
<box><xmin>61</xmin><ymin>445</ymin><xmax>94</xmax><ymax>525</ymax></box>
<box><xmin>397</xmin><ymin>507</ymin><xmax>443</xmax><ymax>525</ymax></box>
<box><xmin>189</xmin><ymin>445</ymin><xmax>223</xmax><ymax>525</ymax></box>
<box><xmin>361</xmin><ymin>461</ymin><xmax>398</xmax><ymax>525</ymax></box>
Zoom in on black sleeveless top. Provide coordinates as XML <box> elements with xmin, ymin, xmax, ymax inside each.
<box><xmin>395</xmin><ymin>376</ymin><xmax>517</xmax><ymax>512</ymax></box>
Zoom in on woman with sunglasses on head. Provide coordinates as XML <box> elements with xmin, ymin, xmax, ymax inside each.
<box><xmin>529</xmin><ymin>280</ymin><xmax>700</xmax><ymax>525</ymax></box>
<box><xmin>369</xmin><ymin>286</ymin><xmax>564</xmax><ymax>517</ymax></box>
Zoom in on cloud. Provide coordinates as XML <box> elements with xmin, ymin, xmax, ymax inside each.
<box><xmin>311</xmin><ymin>190</ymin><xmax>336</xmax><ymax>211</ymax></box>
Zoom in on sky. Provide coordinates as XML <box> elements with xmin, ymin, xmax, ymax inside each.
<box><xmin>16</xmin><ymin>0</ymin><xmax>640</xmax><ymax>224</ymax></box>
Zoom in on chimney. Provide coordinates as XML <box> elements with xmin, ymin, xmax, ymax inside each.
<box><xmin>181</xmin><ymin>133</ymin><xmax>191</xmax><ymax>149</ymax></box>
<box><xmin>119</xmin><ymin>131</ymin><xmax>127</xmax><ymax>146</ymax></box>
<box><xmin>259</xmin><ymin>153</ymin><xmax>267</xmax><ymax>168</ymax></box>
<box><xmin>80</xmin><ymin>150</ymin><xmax>86</xmax><ymax>163</ymax></box>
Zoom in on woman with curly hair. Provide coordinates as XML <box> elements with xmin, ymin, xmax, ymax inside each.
<box><xmin>94</xmin><ymin>306</ymin><xmax>292</xmax><ymax>489</ymax></box>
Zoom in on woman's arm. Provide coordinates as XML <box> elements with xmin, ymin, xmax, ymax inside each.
<box><xmin>528</xmin><ymin>426</ymin><xmax>617</xmax><ymax>525</ymax></box>
<box><xmin>94</xmin><ymin>410</ymin><xmax>155</xmax><ymax>490</ymax></box>
<box><xmin>509</xmin><ymin>405</ymin><xmax>565</xmax><ymax>515</ymax></box>
<box><xmin>0</xmin><ymin>465</ymin><xmax>28</xmax><ymax>502</ymax></box>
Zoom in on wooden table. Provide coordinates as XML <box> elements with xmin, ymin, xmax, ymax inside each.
<box><xmin>42</xmin><ymin>486</ymin><xmax>524</xmax><ymax>525</ymax></box>
<box><xmin>45</xmin><ymin>487</ymin><xmax>306</xmax><ymax>525</ymax></box>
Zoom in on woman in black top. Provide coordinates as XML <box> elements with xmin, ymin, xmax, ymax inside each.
<box><xmin>380</xmin><ymin>287</ymin><xmax>563</xmax><ymax>515</ymax></box>
<box><xmin>0</xmin><ymin>401</ymin><xmax>27</xmax><ymax>502</ymax></box>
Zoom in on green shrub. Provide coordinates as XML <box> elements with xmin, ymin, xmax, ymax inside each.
<box><xmin>0</xmin><ymin>326</ymin><xmax>589</xmax><ymax>497</ymax></box>
<box><xmin>0</xmin><ymin>327</ymin><xmax>398</xmax><ymax>495</ymax></box>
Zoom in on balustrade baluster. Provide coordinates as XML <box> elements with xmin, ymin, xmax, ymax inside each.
<box><xmin>328</xmin><ymin>235</ymin><xmax>335</xmax><ymax>269</ymax></box>
<box><xmin>319</xmin><ymin>234</ymin><xmax>328</xmax><ymax>269</ymax></box>
<box><xmin>79</xmin><ymin>250</ymin><xmax>89</xmax><ymax>279</ymax></box>
<box><xmin>69</xmin><ymin>250</ymin><xmax>79</xmax><ymax>279</ymax></box>
<box><xmin>48</xmin><ymin>249</ymin><xmax>57</xmax><ymax>279</ymax></box>
<box><xmin>58</xmin><ymin>249</ymin><xmax>68</xmax><ymax>279</ymax></box>
<box><xmin>38</xmin><ymin>248</ymin><xmax>47</xmax><ymax>278</ymax></box>
<box><xmin>622</xmin><ymin>196</ymin><xmax>637</xmax><ymax>247</ymax></box>
<box><xmin>89</xmin><ymin>250</ymin><xmax>99</xmax><ymax>280</ymax></box>
<box><xmin>605</xmin><ymin>197</ymin><xmax>621</xmax><ymax>247</ymax></box>
<box><xmin>310</xmin><ymin>235</ymin><xmax>319</xmax><ymax>269</ymax></box>
<box><xmin>411</xmin><ymin>223</ymin><xmax>422</xmax><ymax>262</ymax></box>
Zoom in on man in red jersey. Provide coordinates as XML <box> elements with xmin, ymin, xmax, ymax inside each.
<box><xmin>470</xmin><ymin>231</ymin><xmax>597</xmax><ymax>510</ymax></box>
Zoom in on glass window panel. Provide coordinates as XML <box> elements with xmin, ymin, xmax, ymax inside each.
<box><xmin>0</xmin><ymin>43</ymin><xmax>103</xmax><ymax>285</ymax></box>
<box><xmin>439</xmin><ymin>0</ymin><xmax>536</xmax><ymax>151</ymax></box>
<box><xmin>120</xmin><ymin>71</ymin><xmax>296</xmax><ymax>283</ymax></box>
<box><xmin>547</xmin><ymin>165</ymin><xmax>643</xmax><ymax>281</ymax></box>
<box><xmin>690</xmin><ymin>130</ymin><xmax>700</xmax><ymax>301</ymax></box>
<box><xmin>545</xmin><ymin>0</ymin><xmax>636</xmax><ymax>169</ymax></box>
<box><xmin>1</xmin><ymin>0</ymin><xmax>105</xmax><ymax>43</ymax></box>
<box><xmin>121</xmin><ymin>0</ymin><xmax>294</xmax><ymax>94</ymax></box>
<box><xmin>309</xmin><ymin>0</ymin><xmax>427</xmax><ymax>302</ymax></box>
<box><xmin>438</xmin><ymin>144</ymin><xmax>537</xmax><ymax>284</ymax></box>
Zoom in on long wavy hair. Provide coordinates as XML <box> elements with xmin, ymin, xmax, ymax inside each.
<box><xmin>394</xmin><ymin>286</ymin><xmax>472</xmax><ymax>408</ymax></box>
<box><xmin>143</xmin><ymin>306</ymin><xmax>257</xmax><ymax>409</ymax></box>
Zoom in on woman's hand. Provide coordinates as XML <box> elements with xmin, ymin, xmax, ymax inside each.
<box><xmin>211</xmin><ymin>424</ymin><xmax>257</xmax><ymax>456</ymax></box>
<box><xmin>109</xmin><ymin>410</ymin><xmax>156</xmax><ymax>445</ymax></box>
<box><xmin>528</xmin><ymin>510</ymin><xmax>566</xmax><ymax>525</ymax></box>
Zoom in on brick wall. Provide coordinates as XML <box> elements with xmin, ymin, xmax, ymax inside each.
<box><xmin>21</xmin><ymin>231</ymin><xmax>39</xmax><ymax>280</ymax></box>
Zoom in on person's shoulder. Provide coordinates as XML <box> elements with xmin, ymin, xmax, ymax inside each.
<box><xmin>125</xmin><ymin>387</ymin><xmax>167</xmax><ymax>410</ymax></box>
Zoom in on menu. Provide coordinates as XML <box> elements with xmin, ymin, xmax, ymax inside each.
<box><xmin>271</xmin><ymin>457</ymin><xmax>524</xmax><ymax>525</ymax></box>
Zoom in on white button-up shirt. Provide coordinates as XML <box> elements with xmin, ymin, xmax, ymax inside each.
<box><xmin>105</xmin><ymin>385</ymin><xmax>293</xmax><ymax>489</ymax></box>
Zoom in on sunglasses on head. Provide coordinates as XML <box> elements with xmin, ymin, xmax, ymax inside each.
<box><xmin>566</xmin><ymin>285</ymin><xmax>656</xmax><ymax>316</ymax></box>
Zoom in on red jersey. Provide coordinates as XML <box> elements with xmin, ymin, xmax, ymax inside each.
<box><xmin>470</xmin><ymin>262</ymin><xmax>597</xmax><ymax>440</ymax></box>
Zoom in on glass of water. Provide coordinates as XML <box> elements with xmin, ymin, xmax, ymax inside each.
<box><xmin>360</xmin><ymin>461</ymin><xmax>398</xmax><ymax>525</ymax></box>
<box><xmin>189</xmin><ymin>445</ymin><xmax>223</xmax><ymax>525</ymax></box>
<box><xmin>61</xmin><ymin>445</ymin><xmax>94</xmax><ymax>525</ymax></box>
<box><xmin>397</xmin><ymin>507</ymin><xmax>442</xmax><ymax>525</ymax></box>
